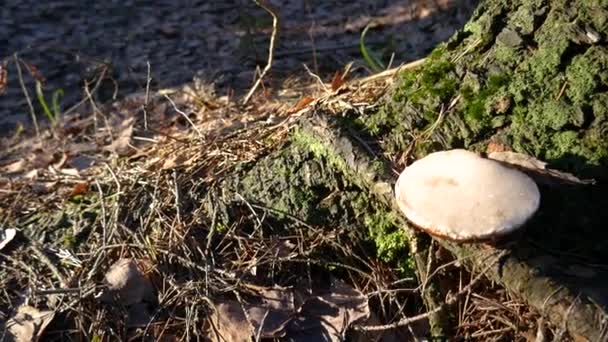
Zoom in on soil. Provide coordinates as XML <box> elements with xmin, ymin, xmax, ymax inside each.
<box><xmin>0</xmin><ymin>0</ymin><xmax>477</xmax><ymax>135</ymax></box>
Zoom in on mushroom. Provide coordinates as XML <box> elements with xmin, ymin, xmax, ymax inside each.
<box><xmin>394</xmin><ymin>149</ymin><xmax>540</xmax><ymax>242</ymax></box>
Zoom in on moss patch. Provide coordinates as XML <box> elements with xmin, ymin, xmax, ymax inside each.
<box><xmin>214</xmin><ymin>128</ymin><xmax>415</xmax><ymax>276</ymax></box>
<box><xmin>358</xmin><ymin>0</ymin><xmax>608</xmax><ymax>177</ymax></box>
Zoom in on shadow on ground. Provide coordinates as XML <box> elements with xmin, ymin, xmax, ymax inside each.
<box><xmin>0</xmin><ymin>0</ymin><xmax>478</xmax><ymax>136</ymax></box>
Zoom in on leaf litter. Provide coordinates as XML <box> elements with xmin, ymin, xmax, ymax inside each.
<box><xmin>209</xmin><ymin>279</ymin><xmax>369</xmax><ymax>341</ymax></box>
<box><xmin>4</xmin><ymin>305</ymin><xmax>55</xmax><ymax>342</ymax></box>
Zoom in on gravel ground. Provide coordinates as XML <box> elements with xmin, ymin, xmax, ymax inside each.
<box><xmin>0</xmin><ymin>0</ymin><xmax>476</xmax><ymax>135</ymax></box>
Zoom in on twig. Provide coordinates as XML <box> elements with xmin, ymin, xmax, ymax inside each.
<box><xmin>254</xmin><ymin>309</ymin><xmax>270</xmax><ymax>342</ymax></box>
<box><xmin>63</xmin><ymin>65</ymin><xmax>108</xmax><ymax>117</ymax></box>
<box><xmin>13</xmin><ymin>54</ymin><xmax>40</xmax><ymax>138</ymax></box>
<box><xmin>357</xmin><ymin>58</ymin><xmax>426</xmax><ymax>84</ymax></box>
<box><xmin>236</xmin><ymin>192</ymin><xmax>264</xmax><ymax>239</ymax></box>
<box><xmin>354</xmin><ymin>251</ymin><xmax>506</xmax><ymax>331</ymax></box>
<box><xmin>556</xmin><ymin>80</ymin><xmax>568</xmax><ymax>101</ymax></box>
<box><xmin>143</xmin><ymin>61</ymin><xmax>152</xmax><ymax>130</ymax></box>
<box><xmin>33</xmin><ymin>287</ymin><xmax>83</xmax><ymax>296</ymax></box>
<box><xmin>302</xmin><ymin>63</ymin><xmax>330</xmax><ymax>93</ymax></box>
<box><xmin>243</xmin><ymin>0</ymin><xmax>279</xmax><ymax>105</ymax></box>
<box><xmin>163</xmin><ymin>94</ymin><xmax>204</xmax><ymax>139</ymax></box>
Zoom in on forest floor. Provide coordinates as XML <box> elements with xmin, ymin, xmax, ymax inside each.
<box><xmin>0</xmin><ymin>1</ymin><xmax>576</xmax><ymax>341</ymax></box>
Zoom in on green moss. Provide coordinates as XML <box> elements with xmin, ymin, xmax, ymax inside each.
<box><xmin>357</xmin><ymin>45</ymin><xmax>461</xmax><ymax>156</ymax></box>
<box><xmin>353</xmin><ymin>193</ymin><xmax>414</xmax><ymax>274</ymax></box>
<box><xmin>566</xmin><ymin>47</ymin><xmax>608</xmax><ymax>105</ymax></box>
<box><xmin>460</xmin><ymin>73</ymin><xmax>511</xmax><ymax>134</ymax></box>
<box><xmin>359</xmin><ymin>0</ymin><xmax>608</xmax><ymax>196</ymax></box>
<box><xmin>292</xmin><ymin>128</ymin><xmax>348</xmax><ymax>172</ymax></box>
<box><xmin>292</xmin><ymin>129</ymin><xmax>415</xmax><ymax>275</ymax></box>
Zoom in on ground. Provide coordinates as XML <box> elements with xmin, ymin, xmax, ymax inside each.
<box><xmin>1</xmin><ymin>0</ymin><xmax>606</xmax><ymax>341</ymax></box>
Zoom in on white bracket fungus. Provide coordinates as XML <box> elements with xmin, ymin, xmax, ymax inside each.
<box><xmin>395</xmin><ymin>149</ymin><xmax>540</xmax><ymax>242</ymax></box>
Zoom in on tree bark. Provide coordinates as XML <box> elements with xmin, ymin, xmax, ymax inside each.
<box><xmin>209</xmin><ymin>0</ymin><xmax>608</xmax><ymax>340</ymax></box>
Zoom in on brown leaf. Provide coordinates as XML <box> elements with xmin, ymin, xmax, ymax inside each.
<box><xmin>486</xmin><ymin>141</ymin><xmax>511</xmax><ymax>154</ymax></box>
<box><xmin>287</xmin><ymin>278</ymin><xmax>369</xmax><ymax>341</ymax></box>
<box><xmin>248</xmin><ymin>287</ymin><xmax>295</xmax><ymax>337</ymax></box>
<box><xmin>100</xmin><ymin>258</ymin><xmax>155</xmax><ymax>306</ymax></box>
<box><xmin>330</xmin><ymin>70</ymin><xmax>346</xmax><ymax>91</ymax></box>
<box><xmin>208</xmin><ymin>300</ymin><xmax>254</xmax><ymax>341</ymax></box>
<box><xmin>290</xmin><ymin>96</ymin><xmax>314</xmax><ymax>113</ymax></box>
<box><xmin>0</xmin><ymin>159</ymin><xmax>27</xmax><ymax>174</ymax></box>
<box><xmin>107</xmin><ymin>117</ymin><xmax>135</xmax><ymax>156</ymax></box>
<box><xmin>71</xmin><ymin>182</ymin><xmax>89</xmax><ymax>196</ymax></box>
<box><xmin>488</xmin><ymin>151</ymin><xmax>594</xmax><ymax>185</ymax></box>
<box><xmin>488</xmin><ymin>151</ymin><xmax>546</xmax><ymax>170</ymax></box>
<box><xmin>208</xmin><ymin>287</ymin><xmax>296</xmax><ymax>341</ymax></box>
<box><xmin>30</xmin><ymin>181</ymin><xmax>57</xmax><ymax>194</ymax></box>
<box><xmin>5</xmin><ymin>305</ymin><xmax>55</xmax><ymax>342</ymax></box>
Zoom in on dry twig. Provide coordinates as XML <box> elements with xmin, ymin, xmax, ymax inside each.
<box><xmin>243</xmin><ymin>0</ymin><xmax>279</xmax><ymax>105</ymax></box>
<box><xmin>354</xmin><ymin>251</ymin><xmax>507</xmax><ymax>331</ymax></box>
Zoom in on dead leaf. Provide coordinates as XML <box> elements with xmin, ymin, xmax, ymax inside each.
<box><xmin>71</xmin><ymin>182</ymin><xmax>89</xmax><ymax>196</ymax></box>
<box><xmin>488</xmin><ymin>151</ymin><xmax>546</xmax><ymax>170</ymax></box>
<box><xmin>208</xmin><ymin>286</ymin><xmax>296</xmax><ymax>341</ymax></box>
<box><xmin>486</xmin><ymin>141</ymin><xmax>511</xmax><ymax>154</ymax></box>
<box><xmin>1</xmin><ymin>159</ymin><xmax>27</xmax><ymax>174</ymax></box>
<box><xmin>488</xmin><ymin>151</ymin><xmax>594</xmax><ymax>185</ymax></box>
<box><xmin>5</xmin><ymin>305</ymin><xmax>55</xmax><ymax>342</ymax></box>
<box><xmin>107</xmin><ymin>117</ymin><xmax>135</xmax><ymax>156</ymax></box>
<box><xmin>23</xmin><ymin>169</ymin><xmax>39</xmax><ymax>180</ymax></box>
<box><xmin>100</xmin><ymin>258</ymin><xmax>155</xmax><ymax>306</ymax></box>
<box><xmin>248</xmin><ymin>287</ymin><xmax>295</xmax><ymax>337</ymax></box>
<box><xmin>51</xmin><ymin>152</ymin><xmax>68</xmax><ymax>170</ymax></box>
<box><xmin>30</xmin><ymin>181</ymin><xmax>57</xmax><ymax>194</ymax></box>
<box><xmin>209</xmin><ymin>300</ymin><xmax>254</xmax><ymax>341</ymax></box>
<box><xmin>61</xmin><ymin>168</ymin><xmax>81</xmax><ymax>178</ymax></box>
<box><xmin>0</xmin><ymin>228</ymin><xmax>16</xmax><ymax>251</ymax></box>
<box><xmin>273</xmin><ymin>239</ymin><xmax>297</xmax><ymax>259</ymax></box>
<box><xmin>330</xmin><ymin>70</ymin><xmax>346</xmax><ymax>91</ymax></box>
<box><xmin>287</xmin><ymin>278</ymin><xmax>370</xmax><ymax>342</ymax></box>
<box><xmin>290</xmin><ymin>96</ymin><xmax>314</xmax><ymax>113</ymax></box>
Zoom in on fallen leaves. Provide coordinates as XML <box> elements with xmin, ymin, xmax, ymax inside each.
<box><xmin>330</xmin><ymin>70</ymin><xmax>347</xmax><ymax>91</ymax></box>
<box><xmin>99</xmin><ymin>258</ymin><xmax>156</xmax><ymax>328</ymax></box>
<box><xmin>101</xmin><ymin>258</ymin><xmax>156</xmax><ymax>306</ymax></box>
<box><xmin>5</xmin><ymin>305</ymin><xmax>55</xmax><ymax>342</ymax></box>
<box><xmin>290</xmin><ymin>96</ymin><xmax>315</xmax><ymax>113</ymax></box>
<box><xmin>208</xmin><ymin>278</ymin><xmax>370</xmax><ymax>341</ymax></box>
<box><xmin>70</xmin><ymin>182</ymin><xmax>89</xmax><ymax>196</ymax></box>
<box><xmin>107</xmin><ymin>117</ymin><xmax>135</xmax><ymax>156</ymax></box>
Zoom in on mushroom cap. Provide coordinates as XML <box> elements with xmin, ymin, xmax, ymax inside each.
<box><xmin>395</xmin><ymin>149</ymin><xmax>540</xmax><ymax>241</ymax></box>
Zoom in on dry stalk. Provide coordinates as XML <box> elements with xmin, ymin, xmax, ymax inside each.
<box><xmin>163</xmin><ymin>94</ymin><xmax>204</xmax><ymax>139</ymax></box>
<box><xmin>243</xmin><ymin>0</ymin><xmax>279</xmax><ymax>105</ymax></box>
<box><xmin>13</xmin><ymin>54</ymin><xmax>40</xmax><ymax>137</ymax></box>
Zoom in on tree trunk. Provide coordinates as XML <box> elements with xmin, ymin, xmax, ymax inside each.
<box><xmin>208</xmin><ymin>0</ymin><xmax>608</xmax><ymax>340</ymax></box>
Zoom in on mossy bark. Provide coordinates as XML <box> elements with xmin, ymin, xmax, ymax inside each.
<box><xmin>203</xmin><ymin>1</ymin><xmax>608</xmax><ymax>339</ymax></box>
<box><xmin>361</xmin><ymin>0</ymin><xmax>608</xmax><ymax>180</ymax></box>
<box><xmin>175</xmin><ymin>0</ymin><xmax>608</xmax><ymax>339</ymax></box>
<box><xmin>351</xmin><ymin>0</ymin><xmax>608</xmax><ymax>339</ymax></box>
